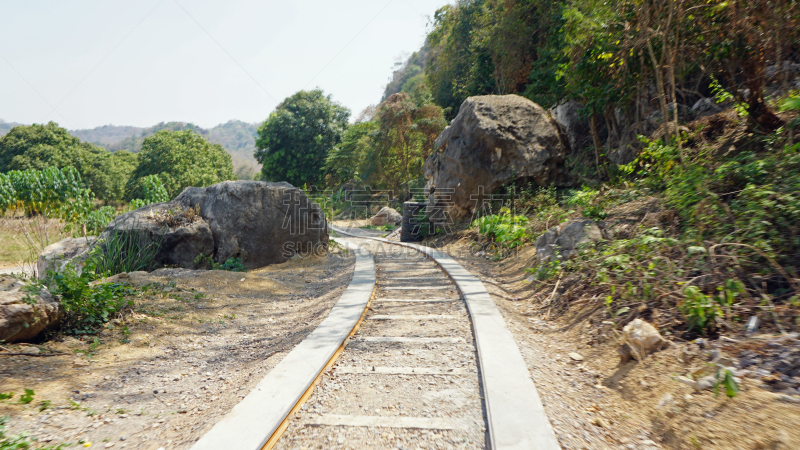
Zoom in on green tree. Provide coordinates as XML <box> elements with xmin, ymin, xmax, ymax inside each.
<box><xmin>0</xmin><ymin>122</ymin><xmax>133</xmax><ymax>201</ymax></box>
<box><xmin>324</xmin><ymin>121</ymin><xmax>379</xmax><ymax>185</ymax></box>
<box><xmin>256</xmin><ymin>89</ymin><xmax>350</xmax><ymax>187</ymax></box>
<box><xmin>128</xmin><ymin>130</ymin><xmax>234</xmax><ymax>199</ymax></box>
<box><xmin>362</xmin><ymin>93</ymin><xmax>447</xmax><ymax>192</ymax></box>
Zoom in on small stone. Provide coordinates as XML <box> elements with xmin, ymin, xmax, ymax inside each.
<box><xmin>656</xmin><ymin>393</ymin><xmax>674</xmax><ymax>409</ymax></box>
<box><xmin>568</xmin><ymin>353</ymin><xmax>584</xmax><ymax>361</ymax></box>
<box><xmin>591</xmin><ymin>417</ymin><xmax>608</xmax><ymax>428</ymax></box>
<box><xmin>695</xmin><ymin>376</ymin><xmax>717</xmax><ymax>391</ymax></box>
<box><xmin>105</xmin><ymin>443</ymin><xmax>115</xmax><ymax>448</ymax></box>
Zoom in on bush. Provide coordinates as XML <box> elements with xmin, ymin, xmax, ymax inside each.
<box><xmin>48</xmin><ymin>267</ymin><xmax>134</xmax><ymax>335</ymax></box>
<box><xmin>216</xmin><ymin>257</ymin><xmax>246</xmax><ymax>272</ymax></box>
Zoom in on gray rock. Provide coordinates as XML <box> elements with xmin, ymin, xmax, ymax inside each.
<box><xmin>0</xmin><ymin>276</ymin><xmax>63</xmax><ymax>342</ymax></box>
<box><xmin>370</xmin><ymin>207</ymin><xmax>401</xmax><ymax>227</ymax></box>
<box><xmin>695</xmin><ymin>375</ymin><xmax>717</xmax><ymax>391</ymax></box>
<box><xmin>102</xmin><ymin>203</ymin><xmax>214</xmax><ymax>269</ymax></box>
<box><xmin>424</xmin><ymin>95</ymin><xmax>571</xmax><ymax>219</ymax></box>
<box><xmin>37</xmin><ymin>237</ymin><xmax>96</xmax><ymax>279</ymax></box>
<box><xmin>103</xmin><ymin>181</ymin><xmax>328</xmax><ymax>270</ymax></box>
<box><xmin>534</xmin><ymin>219</ymin><xmax>603</xmax><ymax>263</ymax></box>
<box><xmin>551</xmin><ymin>100</ymin><xmax>590</xmax><ymax>153</ymax></box>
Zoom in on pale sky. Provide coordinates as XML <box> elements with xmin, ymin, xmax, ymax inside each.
<box><xmin>0</xmin><ymin>0</ymin><xmax>448</xmax><ymax>130</ymax></box>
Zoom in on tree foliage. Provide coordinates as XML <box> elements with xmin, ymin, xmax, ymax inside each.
<box><xmin>0</xmin><ymin>122</ymin><xmax>138</xmax><ymax>202</ymax></box>
<box><xmin>0</xmin><ymin>166</ymin><xmax>115</xmax><ymax>235</ymax></box>
<box><xmin>128</xmin><ymin>130</ymin><xmax>234</xmax><ymax>199</ymax></box>
<box><xmin>256</xmin><ymin>89</ymin><xmax>350</xmax><ymax>187</ymax></box>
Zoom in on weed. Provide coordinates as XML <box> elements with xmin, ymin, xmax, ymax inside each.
<box><xmin>528</xmin><ymin>260</ymin><xmax>562</xmax><ymax>281</ymax></box>
<box><xmin>680</xmin><ymin>286</ymin><xmax>721</xmax><ymax>334</ymax></box>
<box><xmin>216</xmin><ymin>257</ymin><xmax>246</xmax><ymax>272</ymax></box>
<box><xmin>194</xmin><ymin>254</ymin><xmax>247</xmax><ymax>272</ymax></box>
<box><xmin>565</xmin><ymin>186</ymin><xmax>607</xmax><ymax>220</ymax></box>
<box><xmin>38</xmin><ymin>400</ymin><xmax>52</xmax><ymax>412</ymax></box>
<box><xmin>472</xmin><ymin>207</ymin><xmax>529</xmax><ymax>249</ymax></box>
<box><xmin>0</xmin><ymin>394</ymin><xmax>12</xmax><ymax>401</ymax></box>
<box><xmin>18</xmin><ymin>389</ymin><xmax>34</xmax><ymax>405</ymax></box>
<box><xmin>714</xmin><ymin>366</ymin><xmax>740</xmax><ymax>398</ymax></box>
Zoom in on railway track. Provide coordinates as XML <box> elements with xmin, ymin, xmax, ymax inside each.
<box><xmin>192</xmin><ymin>231</ymin><xmax>558</xmax><ymax>450</ymax></box>
<box><xmin>274</xmin><ymin>237</ymin><xmax>487</xmax><ymax>449</ymax></box>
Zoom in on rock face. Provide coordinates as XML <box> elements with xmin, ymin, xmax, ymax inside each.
<box><xmin>104</xmin><ymin>181</ymin><xmax>328</xmax><ymax>270</ymax></box>
<box><xmin>37</xmin><ymin>237</ymin><xmax>95</xmax><ymax>279</ymax></box>
<box><xmin>370</xmin><ymin>207</ymin><xmax>402</xmax><ymax>227</ymax></box>
<box><xmin>534</xmin><ymin>219</ymin><xmax>603</xmax><ymax>263</ymax></box>
<box><xmin>424</xmin><ymin>95</ymin><xmax>571</xmax><ymax>219</ymax></box>
<box><xmin>0</xmin><ymin>276</ymin><xmax>63</xmax><ymax>342</ymax></box>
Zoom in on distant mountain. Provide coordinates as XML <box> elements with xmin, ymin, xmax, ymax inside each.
<box><xmin>0</xmin><ymin>120</ymin><xmax>24</xmax><ymax>137</ymax></box>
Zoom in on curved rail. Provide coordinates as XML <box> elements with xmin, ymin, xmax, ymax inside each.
<box><xmin>332</xmin><ymin>227</ymin><xmax>560</xmax><ymax>450</ymax></box>
<box><xmin>192</xmin><ymin>229</ymin><xmax>560</xmax><ymax>450</ymax></box>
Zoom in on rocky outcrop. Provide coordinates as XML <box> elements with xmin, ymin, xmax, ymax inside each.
<box><xmin>424</xmin><ymin>95</ymin><xmax>571</xmax><ymax>219</ymax></box>
<box><xmin>37</xmin><ymin>237</ymin><xmax>95</xmax><ymax>279</ymax></box>
<box><xmin>0</xmin><ymin>276</ymin><xmax>62</xmax><ymax>342</ymax></box>
<box><xmin>370</xmin><ymin>207</ymin><xmax>401</xmax><ymax>227</ymax></box>
<box><xmin>535</xmin><ymin>219</ymin><xmax>604</xmax><ymax>263</ymax></box>
<box><xmin>104</xmin><ymin>181</ymin><xmax>328</xmax><ymax>270</ymax></box>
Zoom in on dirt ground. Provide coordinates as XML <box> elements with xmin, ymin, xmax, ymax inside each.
<box><xmin>0</xmin><ymin>250</ymin><xmax>354</xmax><ymax>449</ymax></box>
<box><xmin>434</xmin><ymin>238</ymin><xmax>800</xmax><ymax>450</ymax></box>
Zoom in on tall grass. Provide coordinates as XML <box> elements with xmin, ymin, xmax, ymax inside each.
<box><xmin>87</xmin><ymin>221</ymin><xmax>164</xmax><ymax>277</ymax></box>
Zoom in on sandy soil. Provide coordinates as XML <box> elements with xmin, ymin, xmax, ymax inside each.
<box><xmin>0</xmin><ymin>250</ymin><xmax>354</xmax><ymax>449</ymax></box>
<box><xmin>435</xmin><ymin>240</ymin><xmax>800</xmax><ymax>450</ymax></box>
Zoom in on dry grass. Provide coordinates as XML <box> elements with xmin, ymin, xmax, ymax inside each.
<box><xmin>0</xmin><ymin>214</ymin><xmax>71</xmax><ymax>268</ymax></box>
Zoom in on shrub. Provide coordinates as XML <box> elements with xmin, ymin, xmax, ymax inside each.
<box><xmin>129</xmin><ymin>175</ymin><xmax>170</xmax><ymax>210</ymax></box>
<box><xmin>565</xmin><ymin>186</ymin><xmax>607</xmax><ymax>220</ymax></box>
<box><xmin>472</xmin><ymin>207</ymin><xmax>529</xmax><ymax>249</ymax></box>
<box><xmin>48</xmin><ymin>267</ymin><xmax>134</xmax><ymax>335</ymax></box>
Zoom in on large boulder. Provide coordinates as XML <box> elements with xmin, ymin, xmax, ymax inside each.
<box><xmin>424</xmin><ymin>95</ymin><xmax>571</xmax><ymax>219</ymax></box>
<box><xmin>103</xmin><ymin>181</ymin><xmax>328</xmax><ymax>270</ymax></box>
<box><xmin>534</xmin><ymin>219</ymin><xmax>603</xmax><ymax>263</ymax></box>
<box><xmin>103</xmin><ymin>203</ymin><xmax>215</xmax><ymax>269</ymax></box>
<box><xmin>370</xmin><ymin>207</ymin><xmax>401</xmax><ymax>227</ymax></box>
<box><xmin>37</xmin><ymin>237</ymin><xmax>95</xmax><ymax>279</ymax></box>
<box><xmin>0</xmin><ymin>276</ymin><xmax>63</xmax><ymax>342</ymax></box>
